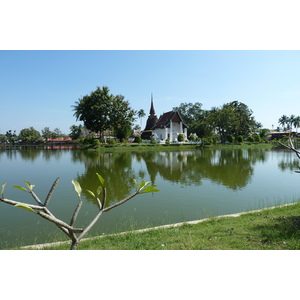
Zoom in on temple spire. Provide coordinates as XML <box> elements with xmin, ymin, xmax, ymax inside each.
<box><xmin>150</xmin><ymin>93</ymin><xmax>155</xmax><ymax>115</ymax></box>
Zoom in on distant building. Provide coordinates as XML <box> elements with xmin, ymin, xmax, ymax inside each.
<box><xmin>269</xmin><ymin>131</ymin><xmax>298</xmax><ymax>140</ymax></box>
<box><xmin>141</xmin><ymin>95</ymin><xmax>188</xmax><ymax>141</ymax></box>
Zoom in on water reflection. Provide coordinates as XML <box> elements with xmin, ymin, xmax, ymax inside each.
<box><xmin>137</xmin><ymin>149</ymin><xmax>268</xmax><ymax>190</ymax></box>
<box><xmin>74</xmin><ymin>151</ymin><xmax>136</xmax><ymax>207</ymax></box>
<box><xmin>71</xmin><ymin>148</ymin><xmax>270</xmax><ymax>208</ymax></box>
<box><xmin>277</xmin><ymin>149</ymin><xmax>300</xmax><ymax>172</ymax></box>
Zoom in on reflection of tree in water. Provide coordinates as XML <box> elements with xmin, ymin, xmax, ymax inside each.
<box><xmin>41</xmin><ymin>150</ymin><xmax>65</xmax><ymax>161</ymax></box>
<box><xmin>74</xmin><ymin>151</ymin><xmax>137</xmax><ymax>207</ymax></box>
<box><xmin>200</xmin><ymin>149</ymin><xmax>254</xmax><ymax>190</ymax></box>
<box><xmin>140</xmin><ymin>149</ymin><xmax>268</xmax><ymax>191</ymax></box>
<box><xmin>17</xmin><ymin>149</ymin><xmax>42</xmax><ymax>161</ymax></box>
<box><xmin>277</xmin><ymin>150</ymin><xmax>300</xmax><ymax>172</ymax></box>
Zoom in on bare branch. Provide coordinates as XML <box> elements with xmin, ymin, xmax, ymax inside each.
<box><xmin>103</xmin><ymin>190</ymin><xmax>140</xmax><ymax>212</ymax></box>
<box><xmin>44</xmin><ymin>178</ymin><xmax>59</xmax><ymax>206</ymax></box>
<box><xmin>0</xmin><ymin>198</ymin><xmax>46</xmax><ymax>210</ymax></box>
<box><xmin>36</xmin><ymin>211</ymin><xmax>83</xmax><ymax>233</ymax></box>
<box><xmin>30</xmin><ymin>190</ymin><xmax>44</xmax><ymax>206</ymax></box>
<box><xmin>70</xmin><ymin>197</ymin><xmax>83</xmax><ymax>227</ymax></box>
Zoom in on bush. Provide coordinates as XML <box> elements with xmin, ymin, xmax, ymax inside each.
<box><xmin>82</xmin><ymin>136</ymin><xmax>95</xmax><ymax>145</ymax></box>
<box><xmin>107</xmin><ymin>138</ymin><xmax>116</xmax><ymax>145</ymax></box>
<box><xmin>188</xmin><ymin>134</ymin><xmax>196</xmax><ymax>142</ymax></box>
<box><xmin>134</xmin><ymin>135</ymin><xmax>142</xmax><ymax>143</ymax></box>
<box><xmin>237</xmin><ymin>135</ymin><xmax>244</xmax><ymax>143</ymax></box>
<box><xmin>247</xmin><ymin>136</ymin><xmax>254</xmax><ymax>143</ymax></box>
<box><xmin>178</xmin><ymin>134</ymin><xmax>184</xmax><ymax>142</ymax></box>
<box><xmin>254</xmin><ymin>134</ymin><xmax>262</xmax><ymax>143</ymax></box>
<box><xmin>227</xmin><ymin>135</ymin><xmax>235</xmax><ymax>143</ymax></box>
<box><xmin>150</xmin><ymin>137</ymin><xmax>157</xmax><ymax>144</ymax></box>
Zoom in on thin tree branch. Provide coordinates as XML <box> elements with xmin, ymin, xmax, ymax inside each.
<box><xmin>36</xmin><ymin>211</ymin><xmax>83</xmax><ymax>233</ymax></box>
<box><xmin>70</xmin><ymin>197</ymin><xmax>83</xmax><ymax>226</ymax></box>
<box><xmin>44</xmin><ymin>178</ymin><xmax>59</xmax><ymax>206</ymax></box>
<box><xmin>103</xmin><ymin>190</ymin><xmax>140</xmax><ymax>212</ymax></box>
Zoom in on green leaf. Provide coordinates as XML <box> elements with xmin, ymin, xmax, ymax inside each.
<box><xmin>1</xmin><ymin>182</ymin><xmax>6</xmax><ymax>197</ymax></box>
<box><xmin>14</xmin><ymin>203</ymin><xmax>35</xmax><ymax>212</ymax></box>
<box><xmin>96</xmin><ymin>186</ymin><xmax>102</xmax><ymax>196</ymax></box>
<box><xmin>86</xmin><ymin>189</ymin><xmax>95</xmax><ymax>198</ymax></box>
<box><xmin>72</xmin><ymin>180</ymin><xmax>82</xmax><ymax>197</ymax></box>
<box><xmin>96</xmin><ymin>173</ymin><xmax>105</xmax><ymax>187</ymax></box>
<box><xmin>133</xmin><ymin>179</ymin><xmax>138</xmax><ymax>190</ymax></box>
<box><xmin>12</xmin><ymin>185</ymin><xmax>28</xmax><ymax>192</ymax></box>
<box><xmin>24</xmin><ymin>180</ymin><xmax>35</xmax><ymax>191</ymax></box>
<box><xmin>139</xmin><ymin>185</ymin><xmax>160</xmax><ymax>194</ymax></box>
<box><xmin>139</xmin><ymin>180</ymin><xmax>151</xmax><ymax>191</ymax></box>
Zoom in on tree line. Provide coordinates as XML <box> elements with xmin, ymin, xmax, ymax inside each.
<box><xmin>172</xmin><ymin>101</ymin><xmax>268</xmax><ymax>143</ymax></box>
<box><xmin>0</xmin><ymin>127</ymin><xmax>69</xmax><ymax>144</ymax></box>
<box><xmin>2</xmin><ymin>85</ymin><xmax>290</xmax><ymax>145</ymax></box>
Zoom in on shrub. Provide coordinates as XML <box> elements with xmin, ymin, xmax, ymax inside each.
<box><xmin>254</xmin><ymin>134</ymin><xmax>262</xmax><ymax>143</ymax></box>
<box><xmin>188</xmin><ymin>134</ymin><xmax>196</xmax><ymax>142</ymax></box>
<box><xmin>134</xmin><ymin>135</ymin><xmax>142</xmax><ymax>143</ymax></box>
<box><xmin>237</xmin><ymin>135</ymin><xmax>244</xmax><ymax>143</ymax></box>
<box><xmin>150</xmin><ymin>137</ymin><xmax>157</xmax><ymax>144</ymax></box>
<box><xmin>107</xmin><ymin>138</ymin><xmax>116</xmax><ymax>145</ymax></box>
<box><xmin>247</xmin><ymin>136</ymin><xmax>254</xmax><ymax>143</ymax></box>
<box><xmin>227</xmin><ymin>135</ymin><xmax>235</xmax><ymax>143</ymax></box>
<box><xmin>178</xmin><ymin>134</ymin><xmax>184</xmax><ymax>142</ymax></box>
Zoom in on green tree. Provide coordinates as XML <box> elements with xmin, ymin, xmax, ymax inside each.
<box><xmin>207</xmin><ymin>101</ymin><xmax>256</xmax><ymax>143</ymax></box>
<box><xmin>110</xmin><ymin>94</ymin><xmax>135</xmax><ymax>141</ymax></box>
<box><xmin>137</xmin><ymin>109</ymin><xmax>146</xmax><ymax>129</ymax></box>
<box><xmin>41</xmin><ymin>127</ymin><xmax>52</xmax><ymax>142</ymax></box>
<box><xmin>19</xmin><ymin>127</ymin><xmax>42</xmax><ymax>143</ymax></box>
<box><xmin>72</xmin><ymin>86</ymin><xmax>135</xmax><ymax>139</ymax></box>
<box><xmin>278</xmin><ymin>115</ymin><xmax>289</xmax><ymax>131</ymax></box>
<box><xmin>5</xmin><ymin>130</ymin><xmax>17</xmax><ymax>144</ymax></box>
<box><xmin>291</xmin><ymin>115</ymin><xmax>300</xmax><ymax>133</ymax></box>
<box><xmin>52</xmin><ymin>128</ymin><xmax>63</xmax><ymax>138</ymax></box>
<box><xmin>173</xmin><ymin>102</ymin><xmax>212</xmax><ymax>138</ymax></box>
<box><xmin>69</xmin><ymin>124</ymin><xmax>83</xmax><ymax>140</ymax></box>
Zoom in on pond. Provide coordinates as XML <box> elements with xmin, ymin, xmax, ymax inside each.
<box><xmin>0</xmin><ymin>147</ymin><xmax>299</xmax><ymax>249</ymax></box>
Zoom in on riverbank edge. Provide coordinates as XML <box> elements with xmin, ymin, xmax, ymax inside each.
<box><xmin>21</xmin><ymin>202</ymin><xmax>297</xmax><ymax>250</ymax></box>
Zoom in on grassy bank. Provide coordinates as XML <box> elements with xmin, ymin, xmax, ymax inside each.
<box><xmin>22</xmin><ymin>201</ymin><xmax>300</xmax><ymax>250</ymax></box>
<box><xmin>82</xmin><ymin>142</ymin><xmax>275</xmax><ymax>152</ymax></box>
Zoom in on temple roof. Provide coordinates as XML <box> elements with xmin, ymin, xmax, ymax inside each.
<box><xmin>151</xmin><ymin>111</ymin><xmax>188</xmax><ymax>130</ymax></box>
<box><xmin>149</xmin><ymin>93</ymin><xmax>155</xmax><ymax>115</ymax></box>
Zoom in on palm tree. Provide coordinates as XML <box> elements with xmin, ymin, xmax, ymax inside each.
<box><xmin>288</xmin><ymin>115</ymin><xmax>296</xmax><ymax>131</ymax></box>
<box><xmin>292</xmin><ymin>116</ymin><xmax>300</xmax><ymax>133</ymax></box>
<box><xmin>137</xmin><ymin>109</ymin><xmax>146</xmax><ymax>130</ymax></box>
<box><xmin>278</xmin><ymin>115</ymin><xmax>288</xmax><ymax>131</ymax></box>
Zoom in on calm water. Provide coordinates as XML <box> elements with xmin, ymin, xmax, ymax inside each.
<box><xmin>0</xmin><ymin>148</ymin><xmax>299</xmax><ymax>248</ymax></box>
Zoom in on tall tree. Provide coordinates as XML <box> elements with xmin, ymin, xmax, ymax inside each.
<box><xmin>173</xmin><ymin>102</ymin><xmax>212</xmax><ymax>138</ymax></box>
<box><xmin>19</xmin><ymin>127</ymin><xmax>42</xmax><ymax>143</ymax></box>
<box><xmin>207</xmin><ymin>101</ymin><xmax>256</xmax><ymax>143</ymax></box>
<box><xmin>5</xmin><ymin>130</ymin><xmax>17</xmax><ymax>144</ymax></box>
<box><xmin>110</xmin><ymin>94</ymin><xmax>135</xmax><ymax>141</ymax></box>
<box><xmin>278</xmin><ymin>115</ymin><xmax>289</xmax><ymax>130</ymax></box>
<box><xmin>137</xmin><ymin>109</ymin><xmax>146</xmax><ymax>129</ymax></box>
<box><xmin>41</xmin><ymin>127</ymin><xmax>52</xmax><ymax>142</ymax></box>
<box><xmin>292</xmin><ymin>116</ymin><xmax>300</xmax><ymax>133</ymax></box>
<box><xmin>72</xmin><ymin>86</ymin><xmax>135</xmax><ymax>139</ymax></box>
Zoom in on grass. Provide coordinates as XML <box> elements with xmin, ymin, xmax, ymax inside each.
<box><xmin>82</xmin><ymin>142</ymin><xmax>275</xmax><ymax>153</ymax></box>
<box><xmin>22</xmin><ymin>202</ymin><xmax>300</xmax><ymax>250</ymax></box>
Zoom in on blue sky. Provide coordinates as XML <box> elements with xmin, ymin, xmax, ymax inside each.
<box><xmin>1</xmin><ymin>50</ymin><xmax>300</xmax><ymax>135</ymax></box>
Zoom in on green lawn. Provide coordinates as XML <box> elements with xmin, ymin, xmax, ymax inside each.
<box><xmin>22</xmin><ymin>202</ymin><xmax>300</xmax><ymax>250</ymax></box>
